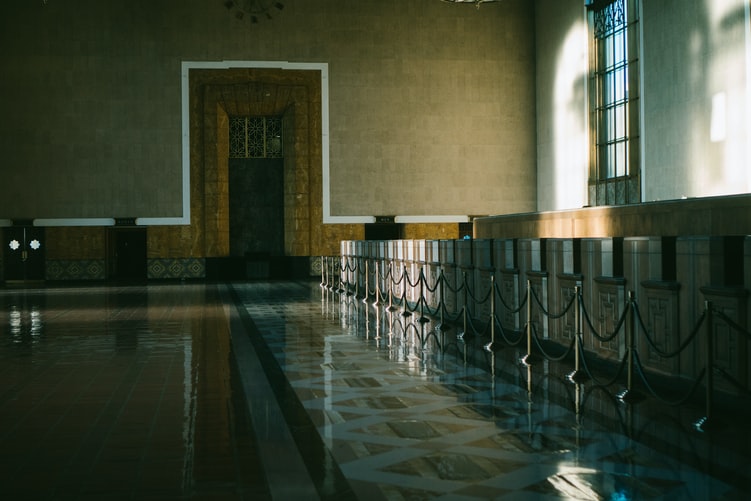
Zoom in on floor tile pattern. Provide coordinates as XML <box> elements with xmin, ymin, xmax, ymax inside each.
<box><xmin>232</xmin><ymin>281</ymin><xmax>751</xmax><ymax>500</ymax></box>
<box><xmin>1</xmin><ymin>281</ymin><xmax>750</xmax><ymax>500</ymax></box>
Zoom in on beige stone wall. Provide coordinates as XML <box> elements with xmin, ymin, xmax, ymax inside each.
<box><xmin>1</xmin><ymin>0</ymin><xmax>536</xmax><ymax>262</ymax></box>
<box><xmin>643</xmin><ymin>0</ymin><xmax>751</xmax><ymax>201</ymax></box>
<box><xmin>401</xmin><ymin>224</ymin><xmax>459</xmax><ymax>241</ymax></box>
<box><xmin>327</xmin><ymin>1</ymin><xmax>537</xmax><ymax>218</ymax></box>
<box><xmin>535</xmin><ymin>0</ymin><xmax>751</xmax><ymax>209</ymax></box>
<box><xmin>534</xmin><ymin>0</ymin><xmax>588</xmax><ymax>212</ymax></box>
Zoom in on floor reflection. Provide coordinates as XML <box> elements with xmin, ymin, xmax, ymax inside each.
<box><xmin>2</xmin><ymin>280</ymin><xmax>750</xmax><ymax>500</ymax></box>
<box><xmin>0</xmin><ymin>283</ymin><xmax>271</xmax><ymax>500</ymax></box>
<box><xmin>234</xmin><ymin>280</ymin><xmax>751</xmax><ymax>500</ymax></box>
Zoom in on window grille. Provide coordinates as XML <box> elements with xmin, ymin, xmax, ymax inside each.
<box><xmin>229</xmin><ymin>116</ymin><xmax>283</xmax><ymax>159</ymax></box>
<box><xmin>588</xmin><ymin>0</ymin><xmax>640</xmax><ymax>205</ymax></box>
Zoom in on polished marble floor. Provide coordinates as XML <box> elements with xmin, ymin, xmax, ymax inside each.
<box><xmin>0</xmin><ymin>280</ymin><xmax>750</xmax><ymax>500</ymax></box>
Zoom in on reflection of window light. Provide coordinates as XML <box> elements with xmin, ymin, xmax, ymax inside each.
<box><xmin>10</xmin><ymin>307</ymin><xmax>21</xmax><ymax>337</ymax></box>
<box><xmin>9</xmin><ymin>239</ymin><xmax>20</xmax><ymax>251</ymax></box>
<box><xmin>31</xmin><ymin>308</ymin><xmax>43</xmax><ymax>336</ymax></box>
<box><xmin>30</xmin><ymin>239</ymin><xmax>41</xmax><ymax>250</ymax></box>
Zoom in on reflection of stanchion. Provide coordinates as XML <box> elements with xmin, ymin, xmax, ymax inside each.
<box><xmin>617</xmin><ymin>291</ymin><xmax>644</xmax><ymax>403</ymax></box>
<box><xmin>321</xmin><ymin>274</ymin><xmax>326</xmax><ymax>315</ymax></box>
<box><xmin>352</xmin><ymin>296</ymin><xmax>361</xmax><ymax>337</ymax></box>
<box><xmin>526</xmin><ymin>364</ymin><xmax>533</xmax><ymax>441</ymax></box>
<box><xmin>386</xmin><ymin>301</ymin><xmax>395</xmax><ymax>348</ymax></box>
<box><xmin>373</xmin><ymin>304</ymin><xmax>381</xmax><ymax>343</ymax></box>
<box><xmin>490</xmin><ymin>349</ymin><xmax>496</xmax><ymax>393</ymax></box>
<box><xmin>567</xmin><ymin>285</ymin><xmax>588</xmax><ymax>383</ymax></box>
<box><xmin>695</xmin><ymin>300</ymin><xmax>716</xmax><ymax>432</ymax></box>
<box><xmin>484</xmin><ymin>276</ymin><xmax>499</xmax><ymax>352</ymax></box>
<box><xmin>456</xmin><ymin>272</ymin><xmax>469</xmax><ymax>340</ymax></box>
<box><xmin>364</xmin><ymin>294</ymin><xmax>370</xmax><ymax>340</ymax></box>
<box><xmin>573</xmin><ymin>382</ymin><xmax>582</xmax><ymax>464</ymax></box>
<box><xmin>521</xmin><ymin>280</ymin><xmax>541</xmax><ymax>365</ymax></box>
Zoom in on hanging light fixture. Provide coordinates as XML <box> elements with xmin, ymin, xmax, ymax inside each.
<box><xmin>440</xmin><ymin>0</ymin><xmax>501</xmax><ymax>8</ymax></box>
<box><xmin>225</xmin><ymin>0</ymin><xmax>284</xmax><ymax>23</ymax></box>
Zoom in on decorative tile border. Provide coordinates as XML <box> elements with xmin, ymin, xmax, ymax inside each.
<box><xmin>46</xmin><ymin>259</ymin><xmax>106</xmax><ymax>281</ymax></box>
<box><xmin>148</xmin><ymin>258</ymin><xmax>205</xmax><ymax>280</ymax></box>
<box><xmin>309</xmin><ymin>256</ymin><xmax>322</xmax><ymax>277</ymax></box>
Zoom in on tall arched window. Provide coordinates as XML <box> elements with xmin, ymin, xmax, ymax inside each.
<box><xmin>588</xmin><ymin>0</ymin><xmax>640</xmax><ymax>206</ymax></box>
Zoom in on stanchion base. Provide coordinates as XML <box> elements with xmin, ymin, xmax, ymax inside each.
<box><xmin>401</xmin><ymin>310</ymin><xmax>412</xmax><ymax>318</ymax></box>
<box><xmin>566</xmin><ymin>369</ymin><xmax>590</xmax><ymax>384</ymax></box>
<box><xmin>483</xmin><ymin>341</ymin><xmax>501</xmax><ymax>353</ymax></box>
<box><xmin>456</xmin><ymin>331</ymin><xmax>472</xmax><ymax>341</ymax></box>
<box><xmin>616</xmin><ymin>389</ymin><xmax>645</xmax><ymax>404</ymax></box>
<box><xmin>418</xmin><ymin>316</ymin><xmax>430</xmax><ymax>324</ymax></box>
<box><xmin>434</xmin><ymin>323</ymin><xmax>450</xmax><ymax>333</ymax></box>
<box><xmin>693</xmin><ymin>416</ymin><xmax>723</xmax><ymax>433</ymax></box>
<box><xmin>520</xmin><ymin>353</ymin><xmax>542</xmax><ymax>366</ymax></box>
<box><xmin>387</xmin><ymin>305</ymin><xmax>399</xmax><ymax>312</ymax></box>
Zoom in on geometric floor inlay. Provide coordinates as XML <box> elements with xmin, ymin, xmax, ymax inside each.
<box><xmin>381</xmin><ymin>451</ymin><xmax>526</xmax><ymax>481</ymax></box>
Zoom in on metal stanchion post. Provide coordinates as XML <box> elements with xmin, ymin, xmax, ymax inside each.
<box><xmin>618</xmin><ymin>291</ymin><xmax>643</xmax><ymax>403</ymax></box>
<box><xmin>320</xmin><ymin>255</ymin><xmax>325</xmax><ymax>287</ymax></box>
<box><xmin>695</xmin><ymin>300</ymin><xmax>715</xmax><ymax>431</ymax></box>
<box><xmin>435</xmin><ymin>270</ymin><xmax>449</xmax><ymax>349</ymax></box>
<box><xmin>349</xmin><ymin>258</ymin><xmax>358</xmax><ymax>297</ymax></box>
<box><xmin>521</xmin><ymin>280</ymin><xmax>539</xmax><ymax>365</ymax></box>
<box><xmin>401</xmin><ymin>265</ymin><xmax>412</xmax><ymax>318</ymax></box>
<box><xmin>373</xmin><ymin>263</ymin><xmax>381</xmax><ymax>307</ymax></box>
<box><xmin>457</xmin><ymin>272</ymin><xmax>468</xmax><ymax>340</ymax></box>
<box><xmin>362</xmin><ymin>260</ymin><xmax>369</xmax><ymax>303</ymax></box>
<box><xmin>484</xmin><ymin>276</ymin><xmax>497</xmax><ymax>352</ymax></box>
<box><xmin>418</xmin><ymin>267</ymin><xmax>429</xmax><ymax>324</ymax></box>
<box><xmin>337</xmin><ymin>257</ymin><xmax>345</xmax><ymax>294</ymax></box>
<box><xmin>567</xmin><ymin>285</ymin><xmax>588</xmax><ymax>383</ymax></box>
<box><xmin>387</xmin><ymin>263</ymin><xmax>398</xmax><ymax>312</ymax></box>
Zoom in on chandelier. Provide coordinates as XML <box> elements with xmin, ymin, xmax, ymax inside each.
<box><xmin>441</xmin><ymin>0</ymin><xmax>501</xmax><ymax>8</ymax></box>
<box><xmin>225</xmin><ymin>0</ymin><xmax>284</xmax><ymax>23</ymax></box>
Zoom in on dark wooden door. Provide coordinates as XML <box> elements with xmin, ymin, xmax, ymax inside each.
<box><xmin>3</xmin><ymin>226</ymin><xmax>46</xmax><ymax>282</ymax></box>
<box><xmin>110</xmin><ymin>228</ymin><xmax>147</xmax><ymax>281</ymax></box>
<box><xmin>229</xmin><ymin>158</ymin><xmax>284</xmax><ymax>257</ymax></box>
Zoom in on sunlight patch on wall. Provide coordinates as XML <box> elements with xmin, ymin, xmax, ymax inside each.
<box><xmin>552</xmin><ymin>20</ymin><xmax>588</xmax><ymax>209</ymax></box>
<box><xmin>702</xmin><ymin>0</ymin><xmax>750</xmax><ymax>195</ymax></box>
